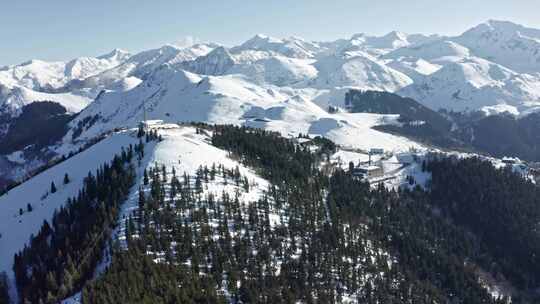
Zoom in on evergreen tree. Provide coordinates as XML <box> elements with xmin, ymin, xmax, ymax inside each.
<box><xmin>0</xmin><ymin>272</ymin><xmax>10</xmax><ymax>304</ymax></box>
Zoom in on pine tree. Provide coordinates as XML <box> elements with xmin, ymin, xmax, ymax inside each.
<box><xmin>63</xmin><ymin>173</ymin><xmax>70</xmax><ymax>185</ymax></box>
<box><xmin>0</xmin><ymin>272</ymin><xmax>10</xmax><ymax>304</ymax></box>
<box><xmin>143</xmin><ymin>169</ymin><xmax>149</xmax><ymax>186</ymax></box>
<box><xmin>137</xmin><ymin>124</ymin><xmax>145</xmax><ymax>138</ymax></box>
<box><xmin>50</xmin><ymin>181</ymin><xmax>57</xmax><ymax>193</ymax></box>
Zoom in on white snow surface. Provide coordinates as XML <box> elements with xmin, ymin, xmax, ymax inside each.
<box><xmin>66</xmin><ymin>65</ymin><xmax>420</xmax><ymax>153</ymax></box>
<box><xmin>5</xmin><ymin>20</ymin><xmax>540</xmax><ymax>118</ymax></box>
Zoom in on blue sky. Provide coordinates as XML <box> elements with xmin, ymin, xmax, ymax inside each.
<box><xmin>2</xmin><ymin>0</ymin><xmax>540</xmax><ymax>65</ymax></box>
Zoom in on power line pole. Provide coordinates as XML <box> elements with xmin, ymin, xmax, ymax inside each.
<box><xmin>142</xmin><ymin>99</ymin><xmax>147</xmax><ymax>132</ymax></box>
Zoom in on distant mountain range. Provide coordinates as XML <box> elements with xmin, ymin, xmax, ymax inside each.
<box><xmin>2</xmin><ymin>20</ymin><xmax>540</xmax><ymax>187</ymax></box>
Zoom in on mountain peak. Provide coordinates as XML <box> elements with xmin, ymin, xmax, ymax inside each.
<box><xmin>383</xmin><ymin>30</ymin><xmax>408</xmax><ymax>41</ymax></box>
<box><xmin>97</xmin><ymin>48</ymin><xmax>131</xmax><ymax>61</ymax></box>
<box><xmin>242</xmin><ymin>34</ymin><xmax>283</xmax><ymax>47</ymax></box>
<box><xmin>462</xmin><ymin>19</ymin><xmax>540</xmax><ymax>38</ymax></box>
<box><xmin>485</xmin><ymin>19</ymin><xmax>522</xmax><ymax>29</ymax></box>
<box><xmin>253</xmin><ymin>33</ymin><xmax>269</xmax><ymax>39</ymax></box>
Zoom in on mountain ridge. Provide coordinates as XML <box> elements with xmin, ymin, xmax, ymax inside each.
<box><xmin>2</xmin><ymin>19</ymin><xmax>540</xmax><ymax>192</ymax></box>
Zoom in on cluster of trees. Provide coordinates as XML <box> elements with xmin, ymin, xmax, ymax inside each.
<box><xmin>0</xmin><ymin>101</ymin><xmax>74</xmax><ymax>155</ymax></box>
<box><xmin>14</xmin><ymin>125</ymin><xmax>540</xmax><ymax>303</ymax></box>
<box><xmin>84</xmin><ymin>126</ymin><xmax>398</xmax><ymax>302</ymax></box>
<box><xmin>12</xmin><ymin>145</ymin><xmax>137</xmax><ymax>304</ymax></box>
<box><xmin>0</xmin><ymin>272</ymin><xmax>9</xmax><ymax>304</ymax></box>
<box><xmin>344</xmin><ymin>90</ymin><xmax>540</xmax><ymax>161</ymax></box>
<box><xmin>82</xmin><ymin>249</ymin><xmax>225</xmax><ymax>304</ymax></box>
<box><xmin>451</xmin><ymin>112</ymin><xmax>540</xmax><ymax>161</ymax></box>
<box><xmin>328</xmin><ymin>169</ymin><xmax>506</xmax><ymax>303</ymax></box>
<box><xmin>345</xmin><ymin>90</ymin><xmax>457</xmax><ymax>147</ymax></box>
<box><xmin>1</xmin><ymin>117</ymin><xmax>112</xmax><ymax>197</ymax></box>
<box><xmin>211</xmin><ymin>125</ymin><xmax>334</xmax><ymax>185</ymax></box>
<box><xmin>345</xmin><ymin>90</ymin><xmax>451</xmax><ymax>133</ymax></box>
<box><xmin>136</xmin><ymin>124</ymin><xmax>162</xmax><ymax>142</ymax></box>
<box><xmin>427</xmin><ymin>157</ymin><xmax>540</xmax><ymax>294</ymax></box>
<box><xmin>84</xmin><ymin>125</ymin><xmax>501</xmax><ymax>303</ymax></box>
<box><xmin>329</xmin><ymin>155</ymin><xmax>540</xmax><ymax>302</ymax></box>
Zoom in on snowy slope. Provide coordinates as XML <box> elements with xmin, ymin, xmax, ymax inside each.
<box><xmin>0</xmin><ymin>60</ymin><xmax>67</xmax><ymax>90</ymax></box>
<box><xmin>231</xmin><ymin>34</ymin><xmax>320</xmax><ymax>59</ymax></box>
<box><xmin>68</xmin><ymin>65</ymin><xmax>420</xmax><ymax>153</ymax></box>
<box><xmin>0</xmin><ymin>124</ymin><xmax>272</xmax><ymax>302</ymax></box>
<box><xmin>0</xmin><ymin>49</ymin><xmax>131</xmax><ymax>120</ymax></box>
<box><xmin>384</xmin><ymin>40</ymin><xmax>470</xmax><ymax>64</ymax></box>
<box><xmin>454</xmin><ymin>20</ymin><xmax>540</xmax><ymax>73</ymax></box>
<box><xmin>319</xmin><ymin>32</ymin><xmax>438</xmax><ymax>58</ymax></box>
<box><xmin>64</xmin><ymin>49</ymin><xmax>131</xmax><ymax>80</ymax></box>
<box><xmin>229</xmin><ymin>55</ymin><xmax>318</xmax><ymax>86</ymax></box>
<box><xmin>0</xmin><ymin>84</ymin><xmax>91</xmax><ymax>116</ymax></box>
<box><xmin>311</xmin><ymin>52</ymin><xmax>413</xmax><ymax>91</ymax></box>
<box><xmin>181</xmin><ymin>46</ymin><xmax>236</xmax><ymax>76</ymax></box>
<box><xmin>397</xmin><ymin>56</ymin><xmax>540</xmax><ymax>113</ymax></box>
<box><xmin>0</xmin><ymin>130</ymin><xmax>139</xmax><ymax>300</ymax></box>
<box><xmin>385</xmin><ymin>57</ymin><xmax>441</xmax><ymax>82</ymax></box>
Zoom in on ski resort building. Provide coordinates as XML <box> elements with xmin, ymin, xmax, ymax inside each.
<box><xmin>352</xmin><ymin>165</ymin><xmax>384</xmax><ymax>179</ymax></box>
<box><xmin>140</xmin><ymin>119</ymin><xmax>164</xmax><ymax>128</ymax></box>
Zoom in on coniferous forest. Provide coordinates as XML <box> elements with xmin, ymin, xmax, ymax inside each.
<box><xmin>12</xmin><ymin>144</ymin><xmax>139</xmax><ymax>304</ymax></box>
<box><xmin>9</xmin><ymin>125</ymin><xmax>540</xmax><ymax>303</ymax></box>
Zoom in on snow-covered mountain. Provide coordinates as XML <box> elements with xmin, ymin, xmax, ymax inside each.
<box><xmin>4</xmin><ymin>20</ymin><xmax>540</xmax><ymax>190</ymax></box>
<box><xmin>5</xmin><ymin>20</ymin><xmax>540</xmax><ymax>118</ymax></box>
<box><xmin>397</xmin><ymin>56</ymin><xmax>540</xmax><ymax>113</ymax></box>
<box><xmin>67</xmin><ymin>65</ymin><xmax>415</xmax><ymax>152</ymax></box>
<box><xmin>454</xmin><ymin>20</ymin><xmax>540</xmax><ymax>74</ymax></box>
<box><xmin>230</xmin><ymin>34</ymin><xmax>320</xmax><ymax>59</ymax></box>
<box><xmin>0</xmin><ymin>49</ymin><xmax>131</xmax><ymax>91</ymax></box>
<box><xmin>0</xmin><ymin>48</ymin><xmax>131</xmax><ymax>124</ymax></box>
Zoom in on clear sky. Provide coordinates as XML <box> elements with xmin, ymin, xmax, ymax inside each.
<box><xmin>2</xmin><ymin>0</ymin><xmax>540</xmax><ymax>65</ymax></box>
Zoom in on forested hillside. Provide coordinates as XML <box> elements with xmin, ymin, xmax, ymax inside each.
<box><xmin>78</xmin><ymin>126</ymin><xmax>539</xmax><ymax>303</ymax></box>
<box><xmin>5</xmin><ymin>125</ymin><xmax>540</xmax><ymax>303</ymax></box>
